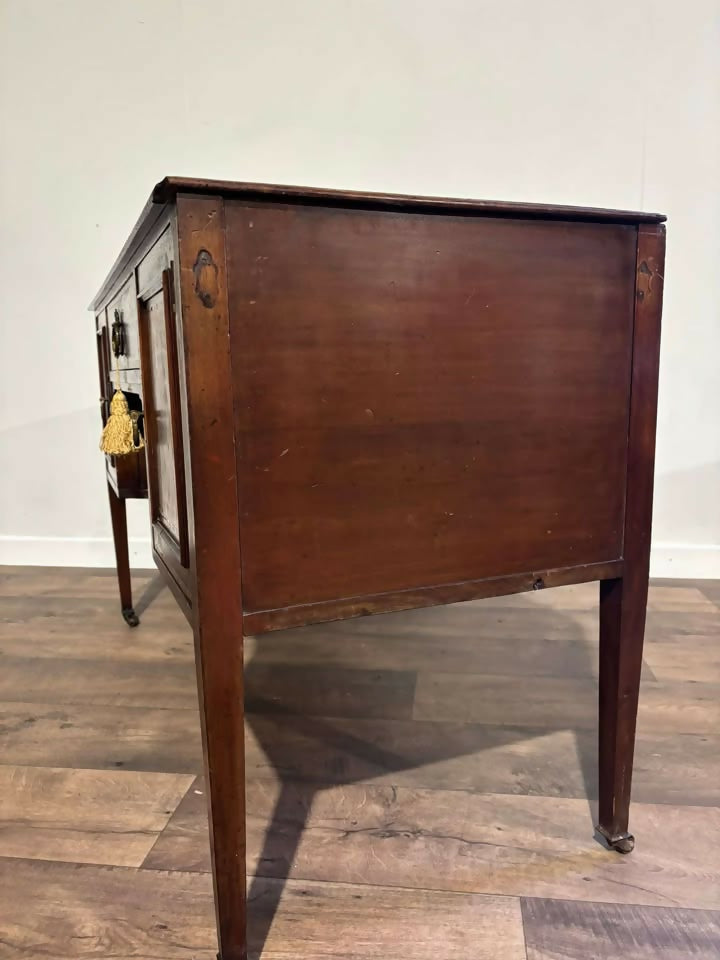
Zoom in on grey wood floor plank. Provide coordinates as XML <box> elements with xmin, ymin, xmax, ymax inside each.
<box><xmin>413</xmin><ymin>672</ymin><xmax>720</xmax><ymax>735</ymax></box>
<box><xmin>0</xmin><ymin>700</ymin><xmax>203</xmax><ymax>773</ymax></box>
<box><xmin>521</xmin><ymin>897</ymin><xmax>720</xmax><ymax>960</ymax></box>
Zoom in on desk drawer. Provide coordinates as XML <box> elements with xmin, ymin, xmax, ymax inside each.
<box><xmin>106</xmin><ymin>275</ymin><xmax>141</xmax><ymax>373</ymax></box>
<box><xmin>106</xmin><ymin>447</ymin><xmax>147</xmax><ymax>500</ymax></box>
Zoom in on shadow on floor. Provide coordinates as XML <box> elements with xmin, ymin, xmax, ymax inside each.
<box><xmin>133</xmin><ymin>572</ymin><xmax>167</xmax><ymax>617</ymax></box>
<box><xmin>240</xmin><ymin>596</ymin><xmax>602</xmax><ymax>957</ymax></box>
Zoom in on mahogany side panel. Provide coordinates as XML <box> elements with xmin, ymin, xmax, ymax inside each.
<box><xmin>225</xmin><ymin>202</ymin><xmax>637</xmax><ymax>614</ymax></box>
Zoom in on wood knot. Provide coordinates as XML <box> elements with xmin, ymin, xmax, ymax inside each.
<box><xmin>636</xmin><ymin>259</ymin><xmax>654</xmax><ymax>303</ymax></box>
<box><xmin>193</xmin><ymin>249</ymin><xmax>219</xmax><ymax>309</ymax></box>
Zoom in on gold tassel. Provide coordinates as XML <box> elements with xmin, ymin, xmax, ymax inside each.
<box><xmin>100</xmin><ymin>390</ymin><xmax>142</xmax><ymax>456</ymax></box>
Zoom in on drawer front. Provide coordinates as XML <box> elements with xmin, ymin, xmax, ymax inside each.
<box><xmin>107</xmin><ymin>275</ymin><xmax>141</xmax><ymax>373</ymax></box>
<box><xmin>96</xmin><ymin>310</ymin><xmax>146</xmax><ymax>497</ymax></box>
<box><xmin>106</xmin><ymin>449</ymin><xmax>147</xmax><ymax>499</ymax></box>
<box><xmin>228</xmin><ymin>203</ymin><xmax>637</xmax><ymax>612</ymax></box>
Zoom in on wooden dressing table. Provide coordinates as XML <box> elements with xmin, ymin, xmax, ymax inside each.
<box><xmin>92</xmin><ymin>177</ymin><xmax>665</xmax><ymax>960</ymax></box>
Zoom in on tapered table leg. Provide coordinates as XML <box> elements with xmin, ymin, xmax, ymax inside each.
<box><xmin>107</xmin><ymin>482</ymin><xmax>139</xmax><ymax>627</ymax></box>
<box><xmin>194</xmin><ymin>621</ymin><xmax>247</xmax><ymax>960</ymax></box>
<box><xmin>177</xmin><ymin>193</ymin><xmax>249</xmax><ymax>959</ymax></box>
<box><xmin>596</xmin><ymin>575</ymin><xmax>647</xmax><ymax>853</ymax></box>
<box><xmin>596</xmin><ymin>222</ymin><xmax>665</xmax><ymax>855</ymax></box>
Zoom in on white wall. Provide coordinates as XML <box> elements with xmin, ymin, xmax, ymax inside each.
<box><xmin>1</xmin><ymin>0</ymin><xmax>718</xmax><ymax>577</ymax></box>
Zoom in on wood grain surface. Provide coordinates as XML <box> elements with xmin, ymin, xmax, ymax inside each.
<box><xmin>144</xmin><ymin>776</ymin><xmax>720</xmax><ymax>909</ymax></box>
<box><xmin>0</xmin><ymin>858</ymin><xmax>525</xmax><ymax>960</ymax></box>
<box><xmin>227</xmin><ymin>203</ymin><xmax>636</xmax><ymax>614</ymax></box>
<box><xmin>0</xmin><ymin>766</ymin><xmax>192</xmax><ymax>866</ymax></box>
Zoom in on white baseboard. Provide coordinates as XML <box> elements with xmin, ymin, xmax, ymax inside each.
<box><xmin>1</xmin><ymin>535</ymin><xmax>718</xmax><ymax>579</ymax></box>
<box><xmin>649</xmin><ymin>542</ymin><xmax>720</xmax><ymax>579</ymax></box>
<box><xmin>0</xmin><ymin>536</ymin><xmax>154</xmax><ymax>570</ymax></box>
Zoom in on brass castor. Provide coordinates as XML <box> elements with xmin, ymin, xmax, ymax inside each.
<box><xmin>122</xmin><ymin>607</ymin><xmax>140</xmax><ymax>628</ymax></box>
<box><xmin>595</xmin><ymin>825</ymin><xmax>635</xmax><ymax>854</ymax></box>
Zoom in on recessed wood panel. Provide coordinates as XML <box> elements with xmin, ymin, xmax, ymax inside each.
<box><xmin>145</xmin><ymin>288</ymin><xmax>181</xmax><ymax>542</ymax></box>
<box><xmin>227</xmin><ymin>203</ymin><xmax>636</xmax><ymax>612</ymax></box>
<box><xmin>138</xmin><ymin>266</ymin><xmax>189</xmax><ymax>593</ymax></box>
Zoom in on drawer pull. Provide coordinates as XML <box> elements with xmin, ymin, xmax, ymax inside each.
<box><xmin>111</xmin><ymin>308</ymin><xmax>127</xmax><ymax>357</ymax></box>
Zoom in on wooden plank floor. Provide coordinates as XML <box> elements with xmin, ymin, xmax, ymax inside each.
<box><xmin>0</xmin><ymin>566</ymin><xmax>718</xmax><ymax>959</ymax></box>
